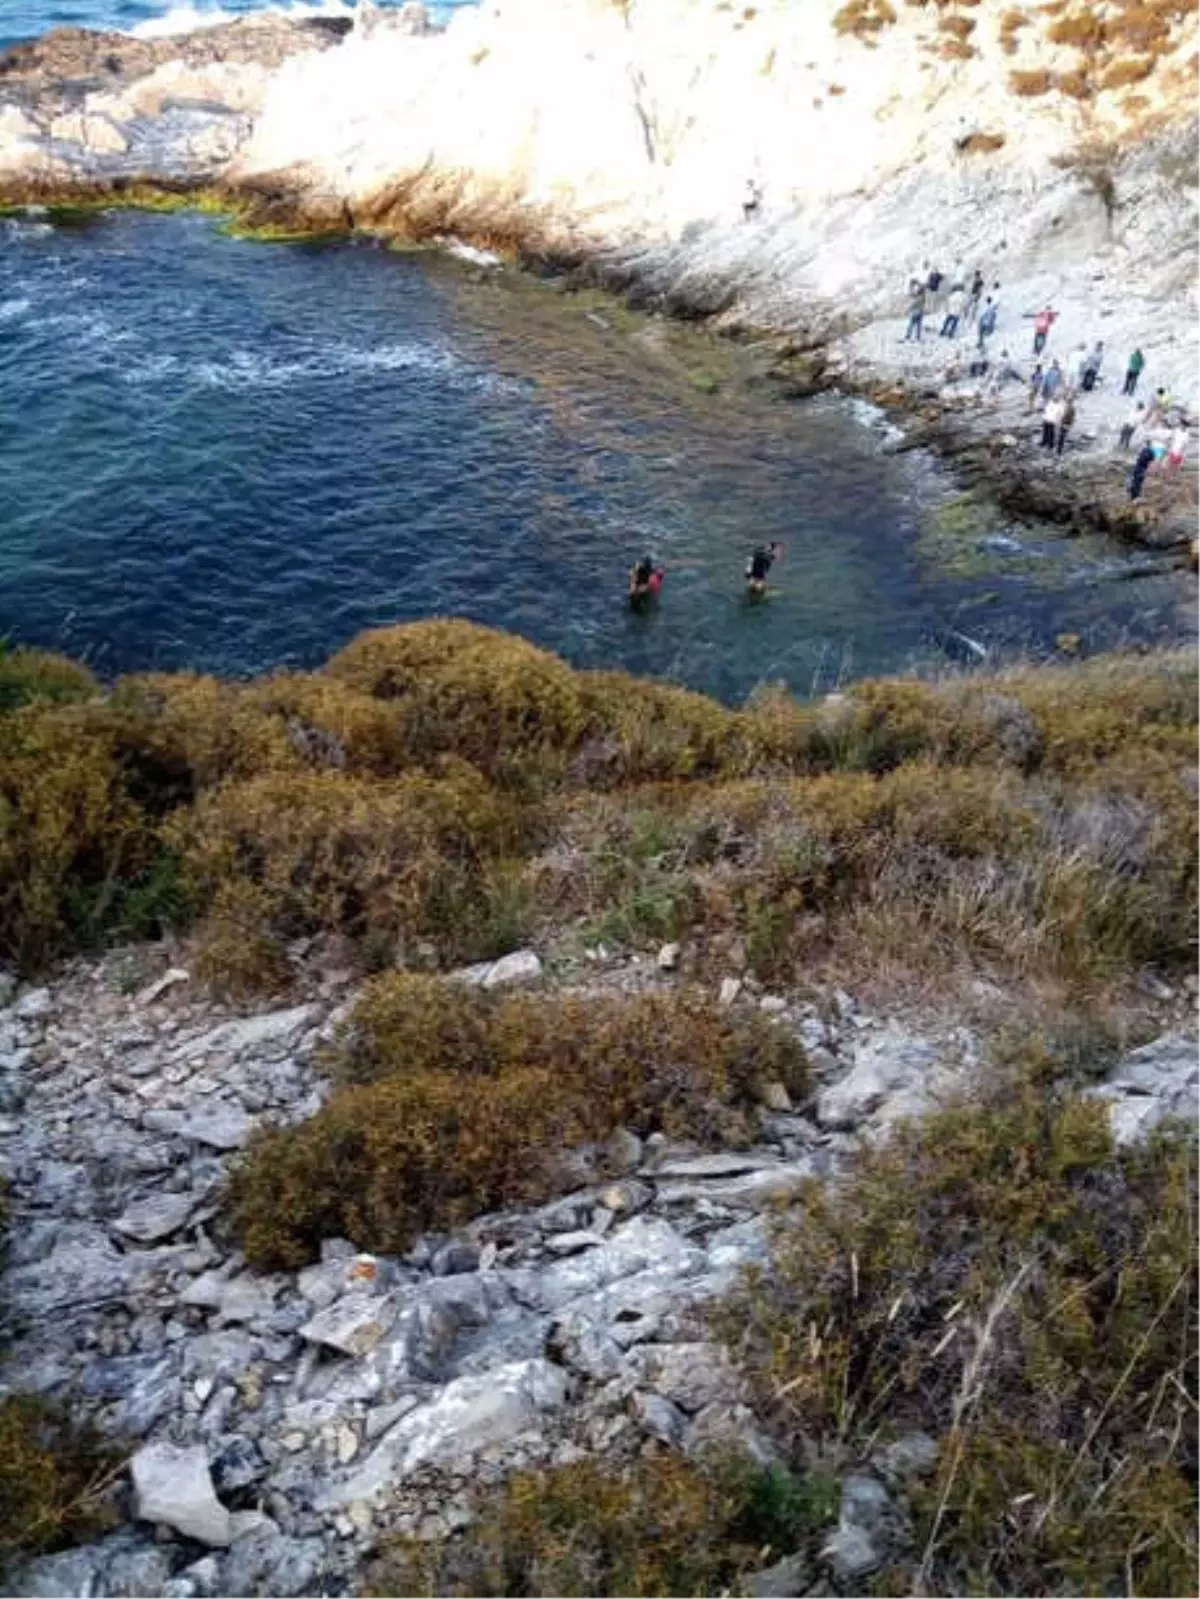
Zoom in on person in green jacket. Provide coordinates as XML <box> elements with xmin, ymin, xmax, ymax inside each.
<box><xmin>1123</xmin><ymin>347</ymin><xmax>1146</xmax><ymax>396</ymax></box>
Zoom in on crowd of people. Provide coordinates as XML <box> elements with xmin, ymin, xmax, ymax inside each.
<box><xmin>901</xmin><ymin>264</ymin><xmax>1192</xmax><ymax>502</ymax></box>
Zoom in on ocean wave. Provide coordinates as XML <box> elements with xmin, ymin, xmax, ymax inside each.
<box><xmin>0</xmin><ymin>298</ymin><xmax>32</xmax><ymax>323</ymax></box>
<box><xmin>123</xmin><ymin>339</ymin><xmax>523</xmax><ymax>393</ymax></box>
<box><xmin>128</xmin><ymin>0</ymin><xmax>360</xmax><ymax>36</ymax></box>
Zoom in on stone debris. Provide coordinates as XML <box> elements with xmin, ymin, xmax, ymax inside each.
<box><xmin>131</xmin><ymin>1442</ymin><xmax>233</xmax><ymax>1547</ymax></box>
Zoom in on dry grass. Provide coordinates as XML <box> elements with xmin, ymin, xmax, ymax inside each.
<box><xmin>1056</xmin><ymin>66</ymin><xmax>1095</xmax><ymax>96</ymax></box>
<box><xmin>0</xmin><ymin>1398</ymin><xmax>122</xmax><ymax>1576</ymax></box>
<box><xmin>1100</xmin><ymin>53</ymin><xmax>1158</xmax><ymax>86</ymax></box>
<box><xmin>369</xmin><ymin>1456</ymin><xmax>835</xmax><ymax>1598</ymax></box>
<box><xmin>832</xmin><ymin>0</ymin><xmax>898</xmax><ymax>38</ymax></box>
<box><xmin>723</xmin><ymin>1067</ymin><xmax>1198</xmax><ymax>1596</ymax></box>
<box><xmin>940</xmin><ymin>37</ymin><xmax>978</xmax><ymax>57</ymax></box>
<box><xmin>1009</xmin><ymin>65</ymin><xmax>1054</xmax><ymax>91</ymax></box>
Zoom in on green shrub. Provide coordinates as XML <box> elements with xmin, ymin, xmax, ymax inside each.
<box><xmin>0</xmin><ymin>1397</ymin><xmax>121</xmax><ymax>1576</ymax></box>
<box><xmin>725</xmin><ymin>1076</ymin><xmax>1198</xmax><ymax>1596</ymax></box>
<box><xmin>0</xmin><ymin>646</ymin><xmax>98</xmax><ymax>714</ymax></box>
<box><xmin>230</xmin><ymin>982</ymin><xmax>809</xmax><ymax>1265</ymax></box>
<box><xmin>369</xmin><ymin>1456</ymin><xmax>834</xmax><ymax>1597</ymax></box>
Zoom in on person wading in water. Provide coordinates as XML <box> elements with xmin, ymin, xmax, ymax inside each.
<box><xmin>745</xmin><ymin>541</ymin><xmax>783</xmax><ymax>598</ymax></box>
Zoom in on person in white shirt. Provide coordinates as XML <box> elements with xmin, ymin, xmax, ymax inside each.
<box><xmin>1166</xmin><ymin>425</ymin><xmax>1188</xmax><ymax>471</ymax></box>
<box><xmin>940</xmin><ymin>285</ymin><xmax>966</xmax><ymax>339</ymax></box>
<box><xmin>1118</xmin><ymin>401</ymin><xmax>1145</xmax><ymax>451</ymax></box>
<box><xmin>1041</xmin><ymin>394</ymin><xmax>1066</xmax><ymax>449</ymax></box>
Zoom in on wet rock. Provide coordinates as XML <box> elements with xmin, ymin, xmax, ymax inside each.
<box><xmin>131</xmin><ymin>1442</ymin><xmax>232</xmax><ymax>1547</ymax></box>
<box><xmin>323</xmin><ymin>1358</ymin><xmax>571</xmax><ymax>1509</ymax></box>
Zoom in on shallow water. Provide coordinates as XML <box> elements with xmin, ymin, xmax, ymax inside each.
<box><xmin>0</xmin><ymin>209</ymin><xmax>1190</xmax><ymax>703</ymax></box>
<box><xmin>1</xmin><ymin>0</ymin><xmax>471</xmax><ymax>51</ymax></box>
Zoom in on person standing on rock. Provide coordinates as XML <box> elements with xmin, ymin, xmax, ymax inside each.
<box><xmin>1129</xmin><ymin>440</ymin><xmax>1156</xmax><ymax>500</ymax></box>
<box><xmin>1070</xmin><ymin>343</ymin><xmax>1089</xmax><ymax>391</ymax></box>
<box><xmin>1028</xmin><ymin>360</ymin><xmax>1045</xmax><ymax>410</ymax></box>
<box><xmin>1123</xmin><ymin>347</ymin><xmax>1146</xmax><ymax>396</ymax></box>
<box><xmin>1082</xmin><ymin>340</ymin><xmax>1104</xmax><ymax>392</ymax></box>
<box><xmin>1166</xmin><ymin>424</ymin><xmax>1188</xmax><ymax>472</ymax></box>
<box><xmin>1030</xmin><ymin>305</ymin><xmax>1058</xmax><ymax>356</ymax></box>
<box><xmin>1119</xmin><ymin>401</ymin><xmax>1145</xmax><ymax>451</ymax></box>
<box><xmin>965</xmin><ymin>268</ymin><xmax>985</xmax><ymax>325</ymax></box>
<box><xmin>903</xmin><ymin>279</ymin><xmax>926</xmax><ymax>342</ymax></box>
<box><xmin>1056</xmin><ymin>392</ymin><xmax>1076</xmax><ymax>456</ymax></box>
<box><xmin>1041</xmin><ymin>357</ymin><xmax>1064</xmax><ymax>403</ymax></box>
<box><xmin>742</xmin><ymin>178</ymin><xmax>762</xmax><ymax>222</ymax></box>
<box><xmin>940</xmin><ymin>283</ymin><xmax>965</xmax><ymax>339</ymax></box>
<box><xmin>1041</xmin><ymin>392</ymin><xmax>1065</xmax><ymax>451</ymax></box>
<box><xmin>977</xmin><ymin>297</ymin><xmax>998</xmax><ymax>351</ymax></box>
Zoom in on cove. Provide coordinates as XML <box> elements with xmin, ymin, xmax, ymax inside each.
<box><xmin>0</xmin><ymin>208</ymin><xmax>1190</xmax><ymax>704</ymax></box>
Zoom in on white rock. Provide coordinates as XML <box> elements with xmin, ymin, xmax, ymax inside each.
<box><xmin>758</xmin><ymin>995</ymin><xmax>787</xmax><ymax>1014</ymax></box>
<box><xmin>132</xmin><ymin>1442</ymin><xmax>232</xmax><ymax>1547</ymax></box>
<box><xmin>718</xmin><ymin>977</ymin><xmax>742</xmax><ymax>1008</ymax></box>
<box><xmin>656</xmin><ymin>942</ymin><xmax>681</xmax><ymax>972</ymax></box>
<box><xmin>177</xmin><ymin>1102</ymin><xmax>256</xmax><ymax>1151</ymax></box>
<box><xmin>186</xmin><ymin>1005</ymin><xmax>319</xmax><ymax>1059</ymax></box>
<box><xmin>323</xmin><ymin>1358</ymin><xmax>571</xmax><ymax>1508</ymax></box>
<box><xmin>135</xmin><ymin>967</ymin><xmax>190</xmax><ymax>1006</ymax></box>
<box><xmin>816</xmin><ymin>1029</ymin><xmax>941</xmax><ymax>1130</ymax></box>
<box><xmin>14</xmin><ymin>988</ymin><xmax>52</xmax><ymax>1021</ymax></box>
<box><xmin>482</xmin><ymin>949</ymin><xmax>543</xmax><ymax>989</ymax></box>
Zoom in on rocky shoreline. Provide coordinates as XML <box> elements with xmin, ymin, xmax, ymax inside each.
<box><xmin>1</xmin><ymin>941</ymin><xmax>1195</xmax><ymax>1597</ymax></box>
<box><xmin>2</xmin><ymin>1</ymin><xmax>1197</xmax><ymax>557</ymax></box>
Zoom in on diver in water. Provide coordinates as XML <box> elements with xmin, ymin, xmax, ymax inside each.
<box><xmin>745</xmin><ymin>541</ymin><xmax>783</xmax><ymax>598</ymax></box>
<box><xmin>628</xmin><ymin>553</ymin><xmax>664</xmax><ymax>605</ymax></box>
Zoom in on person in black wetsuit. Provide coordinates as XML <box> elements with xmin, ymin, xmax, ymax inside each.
<box><xmin>745</xmin><ymin>541</ymin><xmax>783</xmax><ymax>597</ymax></box>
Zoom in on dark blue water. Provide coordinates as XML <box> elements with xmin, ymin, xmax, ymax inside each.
<box><xmin>0</xmin><ymin>209</ymin><xmax>1189</xmax><ymax>703</ymax></box>
<box><xmin>0</xmin><ymin>0</ymin><xmax>473</xmax><ymax>51</ymax></box>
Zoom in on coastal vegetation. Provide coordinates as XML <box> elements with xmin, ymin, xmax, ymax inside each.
<box><xmin>1</xmin><ymin>621</ymin><xmax>1194</xmax><ymax>992</ymax></box>
<box><xmin>0</xmin><ymin>622</ymin><xmax>1196</xmax><ymax>1591</ymax></box>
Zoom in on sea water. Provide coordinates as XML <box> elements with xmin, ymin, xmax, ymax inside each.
<box><xmin>1</xmin><ymin>0</ymin><xmax>474</xmax><ymax>50</ymax></box>
<box><xmin>0</xmin><ymin>209</ymin><xmax>1190</xmax><ymax>702</ymax></box>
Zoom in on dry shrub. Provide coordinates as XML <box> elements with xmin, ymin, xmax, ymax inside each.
<box><xmin>1107</xmin><ymin>2</ymin><xmax>1173</xmax><ymax>49</ymax></box>
<box><xmin>957</xmin><ymin>130</ymin><xmax>1008</xmax><ymax>153</ymax></box>
<box><xmin>725</xmin><ymin>1073</ymin><xmax>1198</xmax><ymax>1596</ymax></box>
<box><xmin>1047</xmin><ymin>9</ymin><xmax>1106</xmax><ymax>47</ymax></box>
<box><xmin>832</xmin><ymin>0</ymin><xmax>898</xmax><ymax>37</ymax></box>
<box><xmin>229</xmin><ymin>983</ymin><xmax>808</xmax><ymax>1265</ymax></box>
<box><xmin>1056</xmin><ymin>66</ymin><xmax>1094</xmax><ymax>95</ymax></box>
<box><xmin>0</xmin><ymin>1397</ymin><xmax>121</xmax><ymax>1575</ymax></box>
<box><xmin>178</xmin><ymin>764</ymin><xmax>519</xmax><ymax>992</ymax></box>
<box><xmin>326</xmin><ymin>620</ymin><xmax>588</xmax><ymax>785</ymax></box>
<box><xmin>1100</xmin><ymin>52</ymin><xmax>1158</xmax><ymax>86</ymax></box>
<box><xmin>0</xmin><ymin>704</ymin><xmax>184</xmax><ymax>971</ymax></box>
<box><xmin>575</xmin><ymin>671</ymin><xmax>748</xmax><ymax>786</ymax></box>
<box><xmin>370</xmin><ymin>1456</ymin><xmax>831</xmax><ymax>1597</ymax></box>
<box><xmin>938</xmin><ymin>11</ymin><xmax>976</xmax><ymax>36</ymax></box>
<box><xmin>1009</xmin><ymin>65</ymin><xmax>1053</xmax><ymax>91</ymax></box>
<box><xmin>940</xmin><ymin>37</ymin><xmax>977</xmax><ymax>57</ymax></box>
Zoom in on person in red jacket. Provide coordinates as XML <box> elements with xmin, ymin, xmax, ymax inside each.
<box><xmin>1030</xmin><ymin>305</ymin><xmax>1058</xmax><ymax>356</ymax></box>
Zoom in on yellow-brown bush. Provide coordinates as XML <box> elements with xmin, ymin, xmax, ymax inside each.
<box><xmin>0</xmin><ymin>703</ymin><xmax>183</xmax><ymax>970</ymax></box>
<box><xmin>832</xmin><ymin>0</ymin><xmax>898</xmax><ymax>38</ymax></box>
<box><xmin>575</xmin><ymin>671</ymin><xmax>750</xmax><ymax>786</ymax></box>
<box><xmin>1099</xmin><ymin>52</ymin><xmax>1158</xmax><ymax>86</ymax></box>
<box><xmin>0</xmin><ymin>1397</ymin><xmax>121</xmax><ymax>1575</ymax></box>
<box><xmin>1047</xmin><ymin>9</ymin><xmax>1106</xmax><ymax>48</ymax></box>
<box><xmin>938</xmin><ymin>11</ymin><xmax>976</xmax><ymax>36</ymax></box>
<box><xmin>1009</xmin><ymin>65</ymin><xmax>1053</xmax><ymax>91</ymax></box>
<box><xmin>370</xmin><ymin>1456</ymin><xmax>834</xmax><ymax>1597</ymax></box>
<box><xmin>230</xmin><ymin>983</ymin><xmax>808</xmax><ymax>1265</ymax></box>
<box><xmin>326</xmin><ymin>620</ymin><xmax>588</xmax><ymax>784</ymax></box>
<box><xmin>177</xmin><ymin>764</ymin><xmax>521</xmax><ymax>991</ymax></box>
<box><xmin>724</xmin><ymin>1074</ymin><xmax>1198</xmax><ymax>1596</ymax></box>
<box><xmin>1056</xmin><ymin>66</ymin><xmax>1094</xmax><ymax>95</ymax></box>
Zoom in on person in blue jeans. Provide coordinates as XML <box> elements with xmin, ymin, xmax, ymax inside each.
<box><xmin>903</xmin><ymin>279</ymin><xmax>926</xmax><ymax>342</ymax></box>
<box><xmin>1129</xmin><ymin>442</ymin><xmax>1156</xmax><ymax>501</ymax></box>
<box><xmin>977</xmin><ymin>298</ymin><xmax>998</xmax><ymax>350</ymax></box>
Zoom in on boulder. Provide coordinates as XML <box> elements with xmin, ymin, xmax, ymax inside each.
<box><xmin>483</xmin><ymin>950</ymin><xmax>543</xmax><ymax>989</ymax></box>
<box><xmin>112</xmin><ymin>1191</ymin><xmax>203</xmax><ymax>1244</ymax></box>
<box><xmin>1091</xmin><ymin>1032</ymin><xmax>1198</xmax><ymax>1145</ymax></box>
<box><xmin>816</xmin><ymin>1029</ymin><xmax>941</xmax><ymax>1130</ymax></box>
<box><xmin>823</xmin><ymin>1474</ymin><xmax>899</xmax><ymax>1583</ymax></box>
<box><xmin>131</xmin><ymin>1443</ymin><xmax>232</xmax><ymax>1547</ymax></box>
<box><xmin>323</xmin><ymin>1358</ymin><xmax>571</xmax><ymax>1509</ymax></box>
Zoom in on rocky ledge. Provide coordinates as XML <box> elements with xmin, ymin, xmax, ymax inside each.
<box><xmin>0</xmin><ymin>947</ymin><xmax>1194</xmax><ymax>1597</ymax></box>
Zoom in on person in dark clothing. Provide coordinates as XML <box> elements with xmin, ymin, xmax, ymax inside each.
<box><xmin>904</xmin><ymin>279</ymin><xmax>926</xmax><ymax>342</ymax></box>
<box><xmin>1129</xmin><ymin>442</ymin><xmax>1155</xmax><ymax>501</ymax></box>
<box><xmin>1056</xmin><ymin>393</ymin><xmax>1076</xmax><ymax>456</ymax></box>
<box><xmin>629</xmin><ymin>554</ymin><xmax>664</xmax><ymax>604</ymax></box>
<box><xmin>1123</xmin><ymin>348</ymin><xmax>1145</xmax><ymax>396</ymax></box>
<box><xmin>965</xmin><ymin>268</ymin><xmax>985</xmax><ymax>324</ymax></box>
<box><xmin>746</xmin><ymin>541</ymin><xmax>783</xmax><ymax>596</ymax></box>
